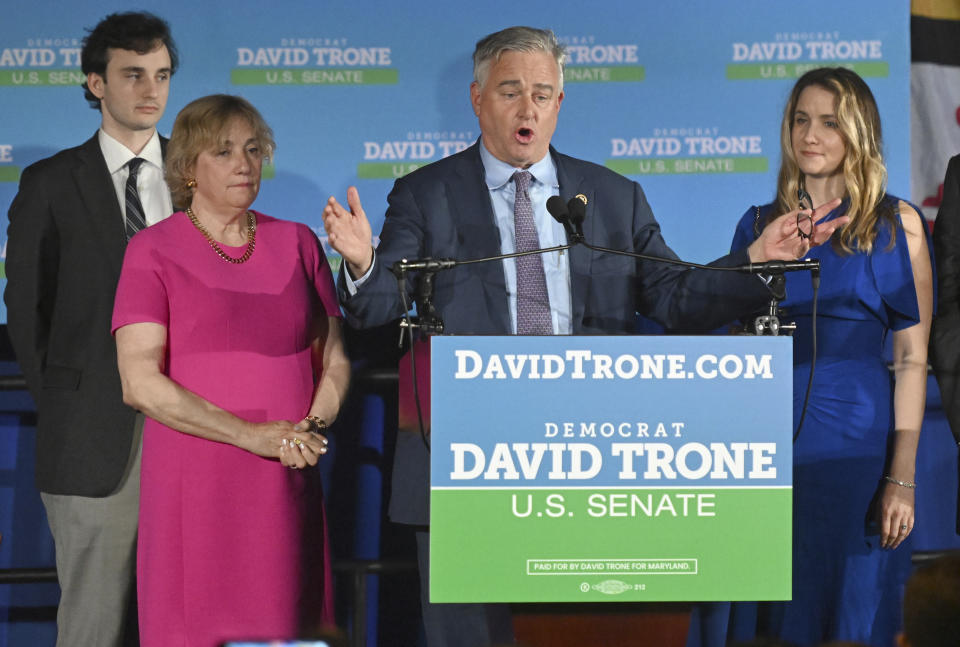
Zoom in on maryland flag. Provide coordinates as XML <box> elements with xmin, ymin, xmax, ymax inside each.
<box><xmin>911</xmin><ymin>0</ymin><xmax>960</xmax><ymax>222</ymax></box>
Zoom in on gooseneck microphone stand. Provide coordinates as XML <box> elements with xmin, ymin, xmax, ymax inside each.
<box><xmin>552</xmin><ymin>195</ymin><xmax>820</xmax><ymax>336</ymax></box>
<box><xmin>389</xmin><ymin>194</ymin><xmax>821</xmax><ymax>448</ymax></box>
<box><xmin>745</xmin><ymin>275</ymin><xmax>794</xmax><ymax>336</ymax></box>
<box><xmin>389</xmin><ymin>241</ymin><xmax>578</xmax><ymax>452</ymax></box>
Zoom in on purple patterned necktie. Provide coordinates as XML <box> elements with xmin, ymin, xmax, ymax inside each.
<box><xmin>513</xmin><ymin>170</ymin><xmax>552</xmax><ymax>334</ymax></box>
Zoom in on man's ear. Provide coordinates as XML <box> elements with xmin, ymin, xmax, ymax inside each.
<box><xmin>469</xmin><ymin>81</ymin><xmax>481</xmax><ymax>117</ymax></box>
<box><xmin>87</xmin><ymin>73</ymin><xmax>106</xmax><ymax>100</ymax></box>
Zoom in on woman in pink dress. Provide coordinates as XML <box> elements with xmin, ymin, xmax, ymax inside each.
<box><xmin>113</xmin><ymin>94</ymin><xmax>349</xmax><ymax>646</ymax></box>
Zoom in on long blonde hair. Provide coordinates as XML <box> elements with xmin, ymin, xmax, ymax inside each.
<box><xmin>773</xmin><ymin>67</ymin><xmax>894</xmax><ymax>253</ymax></box>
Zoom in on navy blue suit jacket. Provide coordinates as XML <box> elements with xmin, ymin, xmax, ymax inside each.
<box><xmin>339</xmin><ymin>142</ymin><xmax>770</xmax><ymax>523</ymax></box>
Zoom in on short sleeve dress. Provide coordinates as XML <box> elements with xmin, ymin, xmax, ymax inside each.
<box><xmin>724</xmin><ymin>196</ymin><xmax>925</xmax><ymax>646</ymax></box>
<box><xmin>112</xmin><ymin>210</ymin><xmax>340</xmax><ymax>646</ymax></box>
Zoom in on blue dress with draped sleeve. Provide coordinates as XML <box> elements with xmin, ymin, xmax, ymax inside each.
<box><xmin>723</xmin><ymin>195</ymin><xmax>924</xmax><ymax>646</ymax></box>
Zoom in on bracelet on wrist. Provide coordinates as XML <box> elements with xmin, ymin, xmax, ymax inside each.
<box><xmin>305</xmin><ymin>416</ymin><xmax>327</xmax><ymax>433</ymax></box>
<box><xmin>883</xmin><ymin>475</ymin><xmax>916</xmax><ymax>489</ymax></box>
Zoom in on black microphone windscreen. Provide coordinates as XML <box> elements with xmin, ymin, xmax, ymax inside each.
<box><xmin>568</xmin><ymin>196</ymin><xmax>586</xmax><ymax>225</ymax></box>
<box><xmin>546</xmin><ymin>195</ymin><xmax>569</xmax><ymax>224</ymax></box>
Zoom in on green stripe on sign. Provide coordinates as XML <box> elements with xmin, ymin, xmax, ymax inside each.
<box><xmin>356</xmin><ymin>161</ymin><xmax>432</xmax><ymax>179</ymax></box>
<box><xmin>231</xmin><ymin>68</ymin><xmax>398</xmax><ymax>85</ymax></box>
<box><xmin>0</xmin><ymin>261</ymin><xmax>5</xmax><ymax>279</ymax></box>
<box><xmin>564</xmin><ymin>66</ymin><xmax>645</xmax><ymax>82</ymax></box>
<box><xmin>606</xmin><ymin>157</ymin><xmax>768</xmax><ymax>175</ymax></box>
<box><xmin>430</xmin><ymin>487</ymin><xmax>791</xmax><ymax>602</ymax></box>
<box><xmin>726</xmin><ymin>61</ymin><xmax>889</xmax><ymax>80</ymax></box>
<box><xmin>0</xmin><ymin>69</ymin><xmax>85</xmax><ymax>86</ymax></box>
<box><xmin>261</xmin><ymin>163</ymin><xmax>275</xmax><ymax>180</ymax></box>
<box><xmin>0</xmin><ymin>167</ymin><xmax>21</xmax><ymax>183</ymax></box>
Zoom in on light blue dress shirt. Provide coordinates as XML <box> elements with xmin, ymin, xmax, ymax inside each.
<box><xmin>478</xmin><ymin>141</ymin><xmax>572</xmax><ymax>334</ymax></box>
<box><xmin>348</xmin><ymin>141</ymin><xmax>573</xmax><ymax>334</ymax></box>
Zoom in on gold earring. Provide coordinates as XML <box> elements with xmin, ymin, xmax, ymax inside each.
<box><xmin>186</xmin><ymin>177</ymin><xmax>197</xmax><ymax>189</ymax></box>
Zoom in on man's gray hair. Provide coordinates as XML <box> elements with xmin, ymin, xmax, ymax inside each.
<box><xmin>473</xmin><ymin>26</ymin><xmax>566</xmax><ymax>91</ymax></box>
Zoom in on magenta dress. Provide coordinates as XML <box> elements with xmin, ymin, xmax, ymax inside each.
<box><xmin>112</xmin><ymin>211</ymin><xmax>340</xmax><ymax>646</ymax></box>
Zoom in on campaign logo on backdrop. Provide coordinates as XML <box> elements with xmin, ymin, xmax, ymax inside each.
<box><xmin>0</xmin><ymin>145</ymin><xmax>17</xmax><ymax>183</ymax></box>
<box><xmin>560</xmin><ymin>35</ymin><xmax>644</xmax><ymax>83</ymax></box>
<box><xmin>0</xmin><ymin>36</ymin><xmax>82</xmax><ymax>87</ymax></box>
<box><xmin>605</xmin><ymin>127</ymin><xmax>767</xmax><ymax>176</ymax></box>
<box><xmin>728</xmin><ymin>31</ymin><xmax>888</xmax><ymax>80</ymax></box>
<box><xmin>232</xmin><ymin>37</ymin><xmax>397</xmax><ymax>86</ymax></box>
<box><xmin>357</xmin><ymin>130</ymin><xmax>476</xmax><ymax>179</ymax></box>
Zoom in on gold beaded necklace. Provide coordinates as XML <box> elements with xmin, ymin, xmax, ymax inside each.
<box><xmin>186</xmin><ymin>207</ymin><xmax>256</xmax><ymax>264</ymax></box>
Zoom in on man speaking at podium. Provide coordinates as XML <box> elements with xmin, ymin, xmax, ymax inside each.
<box><xmin>323</xmin><ymin>25</ymin><xmax>844</xmax><ymax>647</ymax></box>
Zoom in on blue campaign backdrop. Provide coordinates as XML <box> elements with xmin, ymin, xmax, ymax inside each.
<box><xmin>1</xmin><ymin>0</ymin><xmax>911</xmax><ymax>323</ymax></box>
<box><xmin>4</xmin><ymin>1</ymin><xmax>958</xmax><ymax>646</ymax></box>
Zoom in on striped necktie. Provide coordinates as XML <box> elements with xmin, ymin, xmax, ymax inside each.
<box><xmin>124</xmin><ymin>157</ymin><xmax>147</xmax><ymax>240</ymax></box>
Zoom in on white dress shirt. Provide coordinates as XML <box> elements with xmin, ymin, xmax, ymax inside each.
<box><xmin>98</xmin><ymin>129</ymin><xmax>173</xmax><ymax>228</ymax></box>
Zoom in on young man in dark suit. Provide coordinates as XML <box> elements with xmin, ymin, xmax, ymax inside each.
<box><xmin>4</xmin><ymin>12</ymin><xmax>177</xmax><ymax>646</ymax></box>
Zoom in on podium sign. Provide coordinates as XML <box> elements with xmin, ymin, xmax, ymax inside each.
<box><xmin>429</xmin><ymin>335</ymin><xmax>792</xmax><ymax>603</ymax></box>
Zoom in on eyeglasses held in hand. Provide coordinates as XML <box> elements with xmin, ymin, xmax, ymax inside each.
<box><xmin>796</xmin><ymin>188</ymin><xmax>814</xmax><ymax>240</ymax></box>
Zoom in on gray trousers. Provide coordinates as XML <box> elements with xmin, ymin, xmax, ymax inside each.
<box><xmin>40</xmin><ymin>416</ymin><xmax>142</xmax><ymax>647</ymax></box>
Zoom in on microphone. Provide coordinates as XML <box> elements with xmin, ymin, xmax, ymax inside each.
<box><xmin>547</xmin><ymin>194</ymin><xmax>587</xmax><ymax>243</ymax></box>
<box><xmin>390</xmin><ymin>257</ymin><xmax>457</xmax><ymax>276</ymax></box>
<box><xmin>546</xmin><ymin>195</ymin><xmax>578</xmax><ymax>241</ymax></box>
<box><xmin>568</xmin><ymin>194</ymin><xmax>586</xmax><ymax>238</ymax></box>
<box><xmin>735</xmin><ymin>259</ymin><xmax>820</xmax><ymax>276</ymax></box>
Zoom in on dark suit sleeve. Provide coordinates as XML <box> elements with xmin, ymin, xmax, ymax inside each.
<box><xmin>932</xmin><ymin>155</ymin><xmax>960</xmax><ymax>445</ymax></box>
<box><xmin>626</xmin><ymin>181</ymin><xmax>769</xmax><ymax>331</ymax></box>
<box><xmin>4</xmin><ymin>163</ymin><xmax>59</xmax><ymax>403</ymax></box>
<box><xmin>338</xmin><ymin>177</ymin><xmax>422</xmax><ymax>329</ymax></box>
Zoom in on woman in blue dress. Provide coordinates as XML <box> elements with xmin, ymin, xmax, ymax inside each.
<box><xmin>726</xmin><ymin>67</ymin><xmax>934</xmax><ymax>646</ymax></box>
